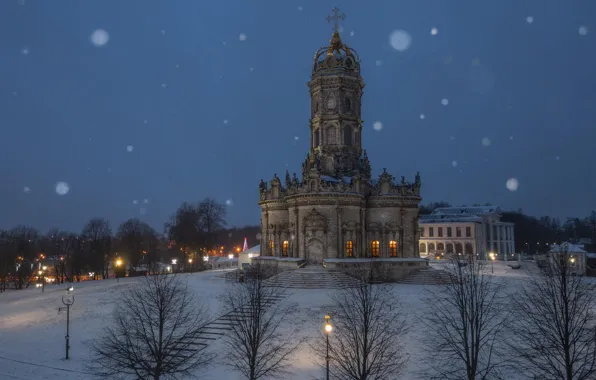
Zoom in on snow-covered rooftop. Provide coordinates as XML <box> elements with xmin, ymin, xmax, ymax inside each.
<box><xmin>432</xmin><ymin>206</ymin><xmax>501</xmax><ymax>216</ymax></box>
<box><xmin>420</xmin><ymin>214</ymin><xmax>483</xmax><ymax>223</ymax></box>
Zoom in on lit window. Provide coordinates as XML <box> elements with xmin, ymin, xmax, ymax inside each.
<box><xmin>389</xmin><ymin>240</ymin><xmax>397</xmax><ymax>257</ymax></box>
<box><xmin>371</xmin><ymin>240</ymin><xmax>380</xmax><ymax>257</ymax></box>
<box><xmin>269</xmin><ymin>240</ymin><xmax>274</xmax><ymax>255</ymax></box>
<box><xmin>345</xmin><ymin>240</ymin><xmax>353</xmax><ymax>257</ymax></box>
<box><xmin>282</xmin><ymin>241</ymin><xmax>288</xmax><ymax>256</ymax></box>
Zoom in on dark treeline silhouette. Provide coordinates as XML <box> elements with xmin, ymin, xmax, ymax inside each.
<box><xmin>0</xmin><ymin>197</ymin><xmax>260</xmax><ymax>291</ymax></box>
<box><xmin>420</xmin><ymin>201</ymin><xmax>596</xmax><ymax>254</ymax></box>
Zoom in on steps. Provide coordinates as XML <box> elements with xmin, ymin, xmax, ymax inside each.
<box><xmin>196</xmin><ymin>293</ymin><xmax>287</xmax><ymax>346</ymax></box>
<box><xmin>397</xmin><ymin>268</ymin><xmax>454</xmax><ymax>285</ymax></box>
<box><xmin>263</xmin><ymin>267</ymin><xmax>362</xmax><ymax>289</ymax></box>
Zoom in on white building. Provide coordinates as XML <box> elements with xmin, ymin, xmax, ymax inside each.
<box><xmin>238</xmin><ymin>245</ymin><xmax>260</xmax><ymax>270</ymax></box>
<box><xmin>419</xmin><ymin>206</ymin><xmax>515</xmax><ymax>259</ymax></box>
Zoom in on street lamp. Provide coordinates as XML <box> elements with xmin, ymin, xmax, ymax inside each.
<box><xmin>324</xmin><ymin>314</ymin><xmax>333</xmax><ymax>380</ymax></box>
<box><xmin>489</xmin><ymin>252</ymin><xmax>495</xmax><ymax>273</ymax></box>
<box><xmin>115</xmin><ymin>258</ymin><xmax>123</xmax><ymax>282</ymax></box>
<box><xmin>188</xmin><ymin>258</ymin><xmax>193</xmax><ymax>273</ymax></box>
<box><xmin>59</xmin><ymin>286</ymin><xmax>75</xmax><ymax>359</ymax></box>
<box><xmin>38</xmin><ymin>269</ymin><xmax>46</xmax><ymax>292</ymax></box>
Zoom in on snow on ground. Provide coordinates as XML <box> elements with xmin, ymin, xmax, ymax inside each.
<box><xmin>0</xmin><ymin>263</ymin><xmax>545</xmax><ymax>379</ymax></box>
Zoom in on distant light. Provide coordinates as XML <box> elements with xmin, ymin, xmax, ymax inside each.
<box><xmin>506</xmin><ymin>178</ymin><xmax>519</xmax><ymax>192</ymax></box>
<box><xmin>171</xmin><ymin>259</ymin><xmax>177</xmax><ymax>265</ymax></box>
<box><xmin>373</xmin><ymin>121</ymin><xmax>383</xmax><ymax>131</ymax></box>
<box><xmin>166</xmin><ymin>266</ymin><xmax>171</xmax><ymax>272</ymax></box>
<box><xmin>203</xmin><ymin>256</ymin><xmax>209</xmax><ymax>262</ymax></box>
<box><xmin>226</xmin><ymin>199</ymin><xmax>234</xmax><ymax>206</ymax></box>
<box><xmin>419</xmin><ymin>114</ymin><xmax>425</xmax><ymax>120</ymax></box>
<box><xmin>325</xmin><ymin>323</ymin><xmax>333</xmax><ymax>333</ymax></box>
<box><xmin>248</xmin><ymin>253</ymin><xmax>254</xmax><ymax>259</ymax></box>
<box><xmin>228</xmin><ymin>254</ymin><xmax>234</xmax><ymax>260</ymax></box>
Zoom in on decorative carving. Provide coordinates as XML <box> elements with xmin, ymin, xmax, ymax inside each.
<box><xmin>285</xmin><ymin>170</ymin><xmax>292</xmax><ymax>189</ymax></box>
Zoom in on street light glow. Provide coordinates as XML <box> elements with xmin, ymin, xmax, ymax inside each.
<box><xmin>171</xmin><ymin>259</ymin><xmax>177</xmax><ymax>265</ymax></box>
<box><xmin>228</xmin><ymin>254</ymin><xmax>234</xmax><ymax>260</ymax></box>
<box><xmin>325</xmin><ymin>323</ymin><xmax>333</xmax><ymax>333</ymax></box>
<box><xmin>115</xmin><ymin>258</ymin><xmax>122</xmax><ymax>267</ymax></box>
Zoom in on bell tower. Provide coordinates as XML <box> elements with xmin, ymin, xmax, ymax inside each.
<box><xmin>308</xmin><ymin>8</ymin><xmax>365</xmax><ymax>179</ymax></box>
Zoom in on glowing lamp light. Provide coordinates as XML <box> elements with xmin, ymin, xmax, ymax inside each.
<box><xmin>38</xmin><ymin>270</ymin><xmax>42</xmax><ymax>275</ymax></box>
<box><xmin>248</xmin><ymin>253</ymin><xmax>254</xmax><ymax>259</ymax></box>
<box><xmin>171</xmin><ymin>259</ymin><xmax>177</xmax><ymax>265</ymax></box>
<box><xmin>42</xmin><ymin>266</ymin><xmax>47</xmax><ymax>271</ymax></box>
<box><xmin>228</xmin><ymin>254</ymin><xmax>234</xmax><ymax>260</ymax></box>
<box><xmin>67</xmin><ymin>286</ymin><xmax>74</xmax><ymax>292</ymax></box>
<box><xmin>203</xmin><ymin>256</ymin><xmax>209</xmax><ymax>262</ymax></box>
<box><xmin>188</xmin><ymin>259</ymin><xmax>193</xmax><ymax>264</ymax></box>
<box><xmin>570</xmin><ymin>257</ymin><xmax>576</xmax><ymax>264</ymax></box>
<box><xmin>115</xmin><ymin>258</ymin><xmax>123</xmax><ymax>267</ymax></box>
<box><xmin>166</xmin><ymin>266</ymin><xmax>171</xmax><ymax>272</ymax></box>
<box><xmin>325</xmin><ymin>324</ymin><xmax>333</xmax><ymax>333</ymax></box>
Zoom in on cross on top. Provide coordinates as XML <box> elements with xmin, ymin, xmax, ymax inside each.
<box><xmin>326</xmin><ymin>7</ymin><xmax>345</xmax><ymax>33</ymax></box>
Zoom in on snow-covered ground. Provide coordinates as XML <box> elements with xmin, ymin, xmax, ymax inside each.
<box><xmin>0</xmin><ymin>262</ymin><xmax>535</xmax><ymax>379</ymax></box>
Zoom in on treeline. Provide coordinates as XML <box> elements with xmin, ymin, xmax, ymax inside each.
<box><xmin>419</xmin><ymin>201</ymin><xmax>596</xmax><ymax>254</ymax></box>
<box><xmin>0</xmin><ymin>197</ymin><xmax>260</xmax><ymax>291</ymax></box>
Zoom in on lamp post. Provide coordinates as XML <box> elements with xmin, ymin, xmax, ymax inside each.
<box><xmin>324</xmin><ymin>314</ymin><xmax>333</xmax><ymax>380</ymax></box>
<box><xmin>188</xmin><ymin>258</ymin><xmax>193</xmax><ymax>273</ymax></box>
<box><xmin>59</xmin><ymin>286</ymin><xmax>75</xmax><ymax>359</ymax></box>
<box><xmin>489</xmin><ymin>252</ymin><xmax>495</xmax><ymax>273</ymax></box>
<box><xmin>115</xmin><ymin>258</ymin><xmax>122</xmax><ymax>282</ymax></box>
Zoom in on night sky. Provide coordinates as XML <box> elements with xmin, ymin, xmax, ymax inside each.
<box><xmin>1</xmin><ymin>0</ymin><xmax>594</xmax><ymax>233</ymax></box>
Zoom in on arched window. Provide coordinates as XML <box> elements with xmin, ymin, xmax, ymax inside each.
<box><xmin>465</xmin><ymin>243</ymin><xmax>474</xmax><ymax>255</ymax></box>
<box><xmin>282</xmin><ymin>241</ymin><xmax>288</xmax><ymax>256</ymax></box>
<box><xmin>344</xmin><ymin>126</ymin><xmax>352</xmax><ymax>146</ymax></box>
<box><xmin>344</xmin><ymin>97</ymin><xmax>351</xmax><ymax>112</ymax></box>
<box><xmin>389</xmin><ymin>240</ymin><xmax>398</xmax><ymax>257</ymax></box>
<box><xmin>371</xmin><ymin>240</ymin><xmax>380</xmax><ymax>257</ymax></box>
<box><xmin>419</xmin><ymin>243</ymin><xmax>427</xmax><ymax>253</ymax></box>
<box><xmin>314</xmin><ymin>129</ymin><xmax>320</xmax><ymax>147</ymax></box>
<box><xmin>355</xmin><ymin>131</ymin><xmax>361</xmax><ymax>146</ymax></box>
<box><xmin>429</xmin><ymin>243</ymin><xmax>436</xmax><ymax>252</ymax></box>
<box><xmin>437</xmin><ymin>243</ymin><xmax>445</xmax><ymax>251</ymax></box>
<box><xmin>345</xmin><ymin>240</ymin><xmax>353</xmax><ymax>257</ymax></box>
<box><xmin>446</xmin><ymin>243</ymin><xmax>454</xmax><ymax>253</ymax></box>
<box><xmin>326</xmin><ymin>126</ymin><xmax>336</xmax><ymax>145</ymax></box>
<box><xmin>455</xmin><ymin>243</ymin><xmax>463</xmax><ymax>254</ymax></box>
<box><xmin>269</xmin><ymin>240</ymin><xmax>274</xmax><ymax>255</ymax></box>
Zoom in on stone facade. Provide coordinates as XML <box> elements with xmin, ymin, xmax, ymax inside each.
<box><xmin>258</xmin><ymin>22</ymin><xmax>422</xmax><ymax>264</ymax></box>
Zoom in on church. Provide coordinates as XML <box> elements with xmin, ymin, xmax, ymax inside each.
<box><xmin>258</xmin><ymin>9</ymin><xmax>422</xmax><ymax>264</ymax></box>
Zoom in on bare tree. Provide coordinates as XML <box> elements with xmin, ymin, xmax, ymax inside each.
<box><xmin>197</xmin><ymin>197</ymin><xmax>227</xmax><ymax>252</ymax></box>
<box><xmin>43</xmin><ymin>229</ymin><xmax>78</xmax><ymax>283</ymax></box>
<box><xmin>6</xmin><ymin>226</ymin><xmax>39</xmax><ymax>289</ymax></box>
<box><xmin>81</xmin><ymin>218</ymin><xmax>112</xmax><ymax>279</ymax></box>
<box><xmin>221</xmin><ymin>264</ymin><xmax>301</xmax><ymax>380</ymax></box>
<box><xmin>422</xmin><ymin>256</ymin><xmax>509</xmax><ymax>380</ymax></box>
<box><xmin>117</xmin><ymin>218</ymin><xmax>154</xmax><ymax>269</ymax></box>
<box><xmin>508</xmin><ymin>246</ymin><xmax>596</xmax><ymax>380</ymax></box>
<box><xmin>88</xmin><ymin>274</ymin><xmax>213</xmax><ymax>380</ymax></box>
<box><xmin>314</xmin><ymin>265</ymin><xmax>409</xmax><ymax>380</ymax></box>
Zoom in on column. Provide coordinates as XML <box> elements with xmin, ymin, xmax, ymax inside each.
<box><xmin>295</xmin><ymin>206</ymin><xmax>300</xmax><ymax>258</ymax></box>
<box><xmin>360</xmin><ymin>208</ymin><xmax>366</xmax><ymax>258</ymax></box>
<box><xmin>481</xmin><ymin>220</ymin><xmax>487</xmax><ymax>259</ymax></box>
<box><xmin>510</xmin><ymin>226</ymin><xmax>515</xmax><ymax>254</ymax></box>
<box><xmin>337</xmin><ymin>207</ymin><xmax>342</xmax><ymax>258</ymax></box>
<box><xmin>489</xmin><ymin>221</ymin><xmax>494</xmax><ymax>253</ymax></box>
<box><xmin>496</xmin><ymin>224</ymin><xmax>501</xmax><ymax>257</ymax></box>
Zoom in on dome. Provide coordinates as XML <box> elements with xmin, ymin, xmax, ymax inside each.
<box><xmin>312</xmin><ymin>31</ymin><xmax>361</xmax><ymax>76</ymax></box>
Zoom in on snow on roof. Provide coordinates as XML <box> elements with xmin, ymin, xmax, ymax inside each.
<box><xmin>243</xmin><ymin>244</ymin><xmax>260</xmax><ymax>254</ymax></box>
<box><xmin>432</xmin><ymin>206</ymin><xmax>501</xmax><ymax>216</ymax></box>
<box><xmin>420</xmin><ymin>214</ymin><xmax>483</xmax><ymax>223</ymax></box>
<box><xmin>549</xmin><ymin>243</ymin><xmax>587</xmax><ymax>254</ymax></box>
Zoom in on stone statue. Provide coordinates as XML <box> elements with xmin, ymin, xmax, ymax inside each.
<box><xmin>360</xmin><ymin>150</ymin><xmax>371</xmax><ymax>178</ymax></box>
<box><xmin>401</xmin><ymin>176</ymin><xmax>406</xmax><ymax>184</ymax></box>
<box><xmin>292</xmin><ymin>172</ymin><xmax>299</xmax><ymax>187</ymax></box>
<box><xmin>259</xmin><ymin>179</ymin><xmax>267</xmax><ymax>193</ymax></box>
<box><xmin>285</xmin><ymin>170</ymin><xmax>292</xmax><ymax>189</ymax></box>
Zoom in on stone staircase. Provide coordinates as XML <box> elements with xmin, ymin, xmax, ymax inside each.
<box><xmin>397</xmin><ymin>267</ymin><xmax>454</xmax><ymax>285</ymax></box>
<box><xmin>264</xmin><ymin>267</ymin><xmax>362</xmax><ymax>289</ymax></box>
<box><xmin>195</xmin><ymin>293</ymin><xmax>287</xmax><ymax>347</ymax></box>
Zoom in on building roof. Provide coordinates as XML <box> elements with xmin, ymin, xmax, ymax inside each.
<box><xmin>549</xmin><ymin>243</ymin><xmax>587</xmax><ymax>254</ymax></box>
<box><xmin>420</xmin><ymin>214</ymin><xmax>483</xmax><ymax>223</ymax></box>
<box><xmin>244</xmin><ymin>245</ymin><xmax>260</xmax><ymax>254</ymax></box>
<box><xmin>432</xmin><ymin>206</ymin><xmax>501</xmax><ymax>216</ymax></box>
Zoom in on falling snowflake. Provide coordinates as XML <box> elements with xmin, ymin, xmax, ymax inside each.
<box><xmin>482</xmin><ymin>137</ymin><xmax>491</xmax><ymax>146</ymax></box>
<box><xmin>107</xmin><ymin>168</ymin><xmax>112</xmax><ymax>173</ymax></box>
<box><xmin>55</xmin><ymin>182</ymin><xmax>70</xmax><ymax>195</ymax></box>
<box><xmin>449</xmin><ymin>136</ymin><xmax>456</xmax><ymax>141</ymax></box>
<box><xmin>12</xmin><ymin>91</ymin><xmax>17</xmax><ymax>96</ymax></box>
<box><xmin>389</xmin><ymin>30</ymin><xmax>412</xmax><ymax>52</ymax></box>
<box><xmin>420</xmin><ymin>114</ymin><xmax>425</xmax><ymax>120</ymax></box>
<box><xmin>506</xmin><ymin>178</ymin><xmax>519</xmax><ymax>191</ymax></box>
<box><xmin>226</xmin><ymin>199</ymin><xmax>234</xmax><ymax>206</ymax></box>
<box><xmin>175</xmin><ymin>64</ymin><xmax>179</xmax><ymax>68</ymax></box>
<box><xmin>143</xmin><ymin>199</ymin><xmax>149</xmax><ymax>204</ymax></box>
<box><xmin>239</xmin><ymin>33</ymin><xmax>247</xmax><ymax>41</ymax></box>
<box><xmin>140</xmin><ymin>207</ymin><xmax>147</xmax><ymax>216</ymax></box>
<box><xmin>161</xmin><ymin>83</ymin><xmax>167</xmax><ymax>88</ymax></box>
<box><xmin>451</xmin><ymin>160</ymin><xmax>458</xmax><ymax>168</ymax></box>
<box><xmin>126</xmin><ymin>145</ymin><xmax>134</xmax><ymax>152</ymax></box>
<box><xmin>133</xmin><ymin>200</ymin><xmax>138</xmax><ymax>205</ymax></box>
<box><xmin>297</xmin><ymin>6</ymin><xmax>303</xmax><ymax>11</ymax></box>
<box><xmin>441</xmin><ymin>98</ymin><xmax>449</xmax><ymax>106</ymax></box>
<box><xmin>579</xmin><ymin>26</ymin><xmax>588</xmax><ymax>36</ymax></box>
<box><xmin>555</xmin><ymin>155</ymin><xmax>560</xmax><ymax>161</ymax></box>
<box><xmin>256</xmin><ymin>233</ymin><xmax>262</xmax><ymax>240</ymax></box>
<box><xmin>509</xmin><ymin>136</ymin><xmax>514</xmax><ymax>140</ymax></box>
<box><xmin>375</xmin><ymin>60</ymin><xmax>383</xmax><ymax>66</ymax></box>
<box><xmin>373</xmin><ymin>121</ymin><xmax>383</xmax><ymax>131</ymax></box>
<box><xmin>21</xmin><ymin>47</ymin><xmax>29</xmax><ymax>55</ymax></box>
<box><xmin>23</xmin><ymin>186</ymin><xmax>31</xmax><ymax>193</ymax></box>
<box><xmin>294</xmin><ymin>136</ymin><xmax>299</xmax><ymax>140</ymax></box>
<box><xmin>90</xmin><ymin>29</ymin><xmax>109</xmax><ymax>47</ymax></box>
<box><xmin>526</xmin><ymin>16</ymin><xmax>534</xmax><ymax>24</ymax></box>
<box><xmin>160</xmin><ymin>29</ymin><xmax>166</xmax><ymax>35</ymax></box>
<box><xmin>431</xmin><ymin>28</ymin><xmax>438</xmax><ymax>35</ymax></box>
<box><xmin>249</xmin><ymin>67</ymin><xmax>254</xmax><ymax>72</ymax></box>
<box><xmin>18</xmin><ymin>0</ymin><xmax>25</xmax><ymax>5</ymax></box>
<box><xmin>143</xmin><ymin>120</ymin><xmax>148</xmax><ymax>124</ymax></box>
<box><xmin>350</xmin><ymin>30</ymin><xmax>355</xmax><ymax>37</ymax></box>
